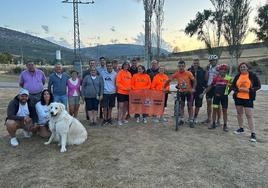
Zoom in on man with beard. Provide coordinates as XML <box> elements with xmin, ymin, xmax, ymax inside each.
<box><xmin>5</xmin><ymin>88</ymin><xmax>36</xmax><ymax>147</ymax></box>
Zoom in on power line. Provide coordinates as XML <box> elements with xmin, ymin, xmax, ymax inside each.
<box><xmin>62</xmin><ymin>0</ymin><xmax>94</xmax><ymax>73</ymax></box>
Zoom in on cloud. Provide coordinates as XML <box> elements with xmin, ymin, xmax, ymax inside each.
<box><xmin>41</xmin><ymin>25</ymin><xmax>49</xmax><ymax>34</ymax></box>
<box><xmin>25</xmin><ymin>30</ymin><xmax>39</xmax><ymax>36</ymax></box>
<box><xmin>45</xmin><ymin>36</ymin><xmax>72</xmax><ymax>48</ymax></box>
<box><xmin>110</xmin><ymin>38</ymin><xmax>119</xmax><ymax>44</ymax></box>
<box><xmin>110</xmin><ymin>26</ymin><xmax>116</xmax><ymax>32</ymax></box>
<box><xmin>132</xmin><ymin>32</ymin><xmax>172</xmax><ymax>51</ymax></box>
<box><xmin>62</xmin><ymin>16</ymin><xmax>69</xmax><ymax>19</ymax></box>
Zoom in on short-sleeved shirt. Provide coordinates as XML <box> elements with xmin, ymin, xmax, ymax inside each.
<box><xmin>19</xmin><ymin>69</ymin><xmax>46</xmax><ymax>94</ymax></box>
<box><xmin>171</xmin><ymin>70</ymin><xmax>195</xmax><ymax>92</ymax></box>
<box><xmin>16</xmin><ymin>102</ymin><xmax>30</xmax><ymax>117</ymax></box>
<box><xmin>236</xmin><ymin>73</ymin><xmax>251</xmax><ymax>99</ymax></box>
<box><xmin>211</xmin><ymin>74</ymin><xmax>232</xmax><ymax>96</ymax></box>
<box><xmin>100</xmin><ymin>70</ymin><xmax>117</xmax><ymax>94</ymax></box>
<box><xmin>207</xmin><ymin>65</ymin><xmax>218</xmax><ymax>86</ymax></box>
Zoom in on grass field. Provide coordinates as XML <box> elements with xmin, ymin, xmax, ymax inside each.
<box><xmin>0</xmin><ymin>88</ymin><xmax>268</xmax><ymax>187</ymax></box>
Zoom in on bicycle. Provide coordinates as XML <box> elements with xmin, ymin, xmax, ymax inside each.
<box><xmin>174</xmin><ymin>89</ymin><xmax>182</xmax><ymax>131</ymax></box>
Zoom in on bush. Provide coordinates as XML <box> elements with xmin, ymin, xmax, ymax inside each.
<box><xmin>10</xmin><ymin>66</ymin><xmax>24</xmax><ymax>74</ymax></box>
<box><xmin>249</xmin><ymin>61</ymin><xmax>258</xmax><ymax>67</ymax></box>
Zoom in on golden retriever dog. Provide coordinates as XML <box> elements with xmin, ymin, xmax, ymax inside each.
<box><xmin>44</xmin><ymin>102</ymin><xmax>87</xmax><ymax>152</ymax></box>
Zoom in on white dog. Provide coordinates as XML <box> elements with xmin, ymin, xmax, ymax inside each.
<box><xmin>44</xmin><ymin>102</ymin><xmax>88</xmax><ymax>152</ymax></box>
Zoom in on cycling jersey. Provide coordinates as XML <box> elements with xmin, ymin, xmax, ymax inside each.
<box><xmin>211</xmin><ymin>74</ymin><xmax>232</xmax><ymax>97</ymax></box>
<box><xmin>171</xmin><ymin>70</ymin><xmax>195</xmax><ymax>93</ymax></box>
<box><xmin>207</xmin><ymin>65</ymin><xmax>218</xmax><ymax>86</ymax></box>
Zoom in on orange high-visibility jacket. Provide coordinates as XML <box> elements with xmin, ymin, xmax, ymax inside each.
<box><xmin>116</xmin><ymin>69</ymin><xmax>132</xmax><ymax>95</ymax></box>
<box><xmin>151</xmin><ymin>73</ymin><xmax>170</xmax><ymax>91</ymax></box>
<box><xmin>131</xmin><ymin>73</ymin><xmax>151</xmax><ymax>90</ymax></box>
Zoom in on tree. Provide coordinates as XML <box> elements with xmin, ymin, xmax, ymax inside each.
<box><xmin>253</xmin><ymin>3</ymin><xmax>268</xmax><ymax>48</ymax></box>
<box><xmin>0</xmin><ymin>52</ymin><xmax>13</xmax><ymax>64</ymax></box>
<box><xmin>185</xmin><ymin>0</ymin><xmax>227</xmax><ymax>56</ymax></box>
<box><xmin>172</xmin><ymin>46</ymin><xmax>180</xmax><ymax>53</ymax></box>
<box><xmin>143</xmin><ymin>0</ymin><xmax>156</xmax><ymax>69</ymax></box>
<box><xmin>154</xmin><ymin>0</ymin><xmax>165</xmax><ymax>60</ymax></box>
<box><xmin>223</xmin><ymin>0</ymin><xmax>251</xmax><ymax>73</ymax></box>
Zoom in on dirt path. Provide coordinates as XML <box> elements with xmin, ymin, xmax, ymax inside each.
<box><xmin>0</xmin><ymin>89</ymin><xmax>268</xmax><ymax>188</ymax></box>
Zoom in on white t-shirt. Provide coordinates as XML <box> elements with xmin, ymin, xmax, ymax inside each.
<box><xmin>16</xmin><ymin>103</ymin><xmax>30</xmax><ymax>117</ymax></box>
<box><xmin>35</xmin><ymin>101</ymin><xmax>49</xmax><ymax>125</ymax></box>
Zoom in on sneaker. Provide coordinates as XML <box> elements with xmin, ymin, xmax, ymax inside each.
<box><xmin>136</xmin><ymin>117</ymin><xmax>140</xmax><ymax>123</ymax></box>
<box><xmin>153</xmin><ymin>118</ymin><xmax>160</xmax><ymax>123</ymax></box>
<box><xmin>101</xmin><ymin>119</ymin><xmax>108</xmax><ymax>126</ymax></box>
<box><xmin>118</xmin><ymin>121</ymin><xmax>123</xmax><ymax>126</ymax></box>
<box><xmin>189</xmin><ymin>119</ymin><xmax>194</xmax><ymax>128</ymax></box>
<box><xmin>234</xmin><ymin>128</ymin><xmax>244</xmax><ymax>135</ymax></box>
<box><xmin>22</xmin><ymin>130</ymin><xmax>32</xmax><ymax>138</ymax></box>
<box><xmin>250</xmin><ymin>133</ymin><xmax>256</xmax><ymax>142</ymax></box>
<box><xmin>179</xmin><ymin>120</ymin><xmax>184</xmax><ymax>125</ymax></box>
<box><xmin>143</xmin><ymin>118</ymin><xmax>148</xmax><ymax>124</ymax></box>
<box><xmin>208</xmin><ymin>123</ymin><xmax>216</xmax><ymax>129</ymax></box>
<box><xmin>160</xmin><ymin>117</ymin><xmax>168</xmax><ymax>122</ymax></box>
<box><xmin>10</xmin><ymin>137</ymin><xmax>19</xmax><ymax>147</ymax></box>
<box><xmin>107</xmin><ymin>119</ymin><xmax>113</xmax><ymax>125</ymax></box>
<box><xmin>126</xmin><ymin>114</ymin><xmax>131</xmax><ymax>119</ymax></box>
<box><xmin>223</xmin><ymin>124</ymin><xmax>228</xmax><ymax>132</ymax></box>
<box><xmin>122</xmin><ymin>120</ymin><xmax>128</xmax><ymax>124</ymax></box>
<box><xmin>193</xmin><ymin>118</ymin><xmax>198</xmax><ymax>124</ymax></box>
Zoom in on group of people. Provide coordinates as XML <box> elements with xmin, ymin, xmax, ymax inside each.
<box><xmin>5</xmin><ymin>55</ymin><xmax>261</xmax><ymax>147</ymax></box>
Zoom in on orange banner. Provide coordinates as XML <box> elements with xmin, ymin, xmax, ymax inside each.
<box><xmin>129</xmin><ymin>90</ymin><xmax>165</xmax><ymax>116</ymax></box>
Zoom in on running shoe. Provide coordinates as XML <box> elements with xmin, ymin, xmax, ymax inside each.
<box><xmin>123</xmin><ymin>120</ymin><xmax>128</xmax><ymax>124</ymax></box>
<box><xmin>153</xmin><ymin>118</ymin><xmax>160</xmax><ymax>123</ymax></box>
<box><xmin>208</xmin><ymin>123</ymin><xmax>217</xmax><ymax>129</ymax></box>
<box><xmin>10</xmin><ymin>137</ymin><xmax>19</xmax><ymax>147</ymax></box>
<box><xmin>234</xmin><ymin>128</ymin><xmax>244</xmax><ymax>134</ymax></box>
<box><xmin>250</xmin><ymin>133</ymin><xmax>257</xmax><ymax>142</ymax></box>
<box><xmin>223</xmin><ymin>124</ymin><xmax>228</xmax><ymax>132</ymax></box>
<box><xmin>118</xmin><ymin>121</ymin><xmax>123</xmax><ymax>126</ymax></box>
<box><xmin>136</xmin><ymin>117</ymin><xmax>140</xmax><ymax>123</ymax></box>
<box><xmin>160</xmin><ymin>117</ymin><xmax>168</xmax><ymax>122</ymax></box>
<box><xmin>143</xmin><ymin>118</ymin><xmax>148</xmax><ymax>124</ymax></box>
<box><xmin>189</xmin><ymin>119</ymin><xmax>194</xmax><ymax>128</ymax></box>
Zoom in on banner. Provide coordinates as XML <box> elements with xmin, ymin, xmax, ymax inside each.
<box><xmin>129</xmin><ymin>90</ymin><xmax>165</xmax><ymax>116</ymax></box>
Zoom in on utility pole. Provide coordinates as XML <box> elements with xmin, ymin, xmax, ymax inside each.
<box><xmin>62</xmin><ymin>0</ymin><xmax>94</xmax><ymax>75</ymax></box>
<box><xmin>154</xmin><ymin>0</ymin><xmax>164</xmax><ymax>60</ymax></box>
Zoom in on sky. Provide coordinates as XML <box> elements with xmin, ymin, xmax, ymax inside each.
<box><xmin>0</xmin><ymin>0</ymin><xmax>267</xmax><ymax>52</ymax></box>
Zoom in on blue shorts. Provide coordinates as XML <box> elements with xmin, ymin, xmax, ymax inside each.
<box><xmin>85</xmin><ymin>98</ymin><xmax>99</xmax><ymax>111</ymax></box>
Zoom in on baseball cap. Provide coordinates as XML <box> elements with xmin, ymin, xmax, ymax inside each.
<box><xmin>18</xmin><ymin>88</ymin><xmax>29</xmax><ymax>96</ymax></box>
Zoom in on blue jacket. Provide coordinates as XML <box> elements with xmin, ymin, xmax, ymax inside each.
<box><xmin>48</xmin><ymin>72</ymin><xmax>70</xmax><ymax>96</ymax></box>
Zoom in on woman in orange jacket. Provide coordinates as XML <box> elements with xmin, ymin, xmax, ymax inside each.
<box><xmin>151</xmin><ymin>66</ymin><xmax>169</xmax><ymax>122</ymax></box>
<box><xmin>116</xmin><ymin>62</ymin><xmax>132</xmax><ymax>126</ymax></box>
<box><xmin>131</xmin><ymin>65</ymin><xmax>151</xmax><ymax>123</ymax></box>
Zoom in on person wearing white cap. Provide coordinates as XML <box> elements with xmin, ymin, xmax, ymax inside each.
<box><xmin>5</xmin><ymin>88</ymin><xmax>36</xmax><ymax>147</ymax></box>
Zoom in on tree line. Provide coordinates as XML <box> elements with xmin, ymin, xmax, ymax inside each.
<box><xmin>184</xmin><ymin>0</ymin><xmax>268</xmax><ymax>72</ymax></box>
